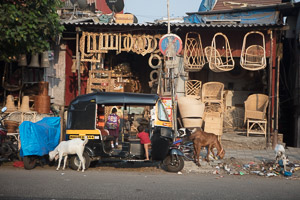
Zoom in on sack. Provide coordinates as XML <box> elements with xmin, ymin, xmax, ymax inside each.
<box><xmin>106</xmin><ymin>114</ymin><xmax>118</xmax><ymax>130</ymax></box>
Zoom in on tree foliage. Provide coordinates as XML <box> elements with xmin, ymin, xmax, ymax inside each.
<box><xmin>0</xmin><ymin>0</ymin><xmax>65</xmax><ymax>62</ymax></box>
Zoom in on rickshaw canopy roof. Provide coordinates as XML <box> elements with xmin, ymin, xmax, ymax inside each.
<box><xmin>69</xmin><ymin>92</ymin><xmax>160</xmax><ymax>110</ymax></box>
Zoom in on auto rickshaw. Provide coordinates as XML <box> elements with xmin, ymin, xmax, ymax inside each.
<box><xmin>66</xmin><ymin>92</ymin><xmax>184</xmax><ymax>172</ymax></box>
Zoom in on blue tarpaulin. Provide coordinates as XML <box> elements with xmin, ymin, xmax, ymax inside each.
<box><xmin>184</xmin><ymin>8</ymin><xmax>279</xmax><ymax>24</ymax></box>
<box><xmin>198</xmin><ymin>0</ymin><xmax>217</xmax><ymax>12</ymax></box>
<box><xmin>19</xmin><ymin>117</ymin><xmax>61</xmax><ymax>157</ymax></box>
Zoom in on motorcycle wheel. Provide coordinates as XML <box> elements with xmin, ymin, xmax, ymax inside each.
<box><xmin>69</xmin><ymin>152</ymin><xmax>91</xmax><ymax>171</ymax></box>
<box><xmin>23</xmin><ymin>156</ymin><xmax>37</xmax><ymax>170</ymax></box>
<box><xmin>163</xmin><ymin>155</ymin><xmax>184</xmax><ymax>173</ymax></box>
<box><xmin>0</xmin><ymin>143</ymin><xmax>12</xmax><ymax>157</ymax></box>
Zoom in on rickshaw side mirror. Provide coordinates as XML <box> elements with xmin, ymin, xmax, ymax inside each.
<box><xmin>1</xmin><ymin>107</ymin><xmax>7</xmax><ymax>113</ymax></box>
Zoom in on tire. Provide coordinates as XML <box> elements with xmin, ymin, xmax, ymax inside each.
<box><xmin>69</xmin><ymin>152</ymin><xmax>91</xmax><ymax>171</ymax></box>
<box><xmin>23</xmin><ymin>156</ymin><xmax>37</xmax><ymax>170</ymax></box>
<box><xmin>163</xmin><ymin>155</ymin><xmax>184</xmax><ymax>173</ymax></box>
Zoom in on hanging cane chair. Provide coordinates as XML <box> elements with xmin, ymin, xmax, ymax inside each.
<box><xmin>240</xmin><ymin>31</ymin><xmax>266</xmax><ymax>71</ymax></box>
<box><xmin>183</xmin><ymin>32</ymin><xmax>205</xmax><ymax>72</ymax></box>
<box><xmin>204</xmin><ymin>32</ymin><xmax>235</xmax><ymax>72</ymax></box>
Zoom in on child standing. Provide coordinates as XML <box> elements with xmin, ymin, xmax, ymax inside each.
<box><xmin>136</xmin><ymin>125</ymin><xmax>151</xmax><ymax>161</ymax></box>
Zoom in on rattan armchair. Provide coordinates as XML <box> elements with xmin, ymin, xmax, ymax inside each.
<box><xmin>244</xmin><ymin>94</ymin><xmax>269</xmax><ymax>123</ymax></box>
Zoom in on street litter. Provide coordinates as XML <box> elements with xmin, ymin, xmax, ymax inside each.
<box><xmin>284</xmin><ymin>171</ymin><xmax>292</xmax><ymax>177</ymax></box>
<box><xmin>258</xmin><ymin>172</ymin><xmax>265</xmax><ymax>176</ymax></box>
<box><xmin>266</xmin><ymin>173</ymin><xmax>277</xmax><ymax>177</ymax></box>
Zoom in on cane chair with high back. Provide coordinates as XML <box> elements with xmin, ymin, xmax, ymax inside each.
<box><xmin>202</xmin><ymin>82</ymin><xmax>224</xmax><ymax>105</ymax></box>
<box><xmin>244</xmin><ymin>94</ymin><xmax>269</xmax><ymax>123</ymax></box>
<box><xmin>244</xmin><ymin>94</ymin><xmax>269</xmax><ymax>137</ymax></box>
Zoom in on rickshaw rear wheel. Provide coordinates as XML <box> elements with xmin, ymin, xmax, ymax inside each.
<box><xmin>69</xmin><ymin>152</ymin><xmax>91</xmax><ymax>170</ymax></box>
<box><xmin>163</xmin><ymin>155</ymin><xmax>184</xmax><ymax>173</ymax></box>
<box><xmin>23</xmin><ymin>156</ymin><xmax>37</xmax><ymax>170</ymax></box>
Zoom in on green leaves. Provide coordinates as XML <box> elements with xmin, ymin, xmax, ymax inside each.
<box><xmin>0</xmin><ymin>0</ymin><xmax>65</xmax><ymax>62</ymax></box>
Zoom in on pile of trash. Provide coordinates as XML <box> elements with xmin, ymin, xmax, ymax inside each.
<box><xmin>212</xmin><ymin>157</ymin><xmax>300</xmax><ymax>178</ymax></box>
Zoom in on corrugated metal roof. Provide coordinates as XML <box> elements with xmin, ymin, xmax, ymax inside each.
<box><xmin>213</xmin><ymin>0</ymin><xmax>282</xmax><ymax>11</ymax></box>
<box><xmin>62</xmin><ymin>21</ymin><xmax>285</xmax><ymax>28</ymax></box>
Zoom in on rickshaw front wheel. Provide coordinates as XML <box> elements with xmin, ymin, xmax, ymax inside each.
<box><xmin>69</xmin><ymin>152</ymin><xmax>91</xmax><ymax>170</ymax></box>
<box><xmin>163</xmin><ymin>155</ymin><xmax>184</xmax><ymax>173</ymax></box>
<box><xmin>23</xmin><ymin>156</ymin><xmax>37</xmax><ymax>170</ymax></box>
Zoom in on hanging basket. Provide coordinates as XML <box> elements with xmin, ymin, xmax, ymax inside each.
<box><xmin>205</xmin><ymin>32</ymin><xmax>235</xmax><ymax>72</ymax></box>
<box><xmin>240</xmin><ymin>31</ymin><xmax>266</xmax><ymax>71</ymax></box>
<box><xmin>183</xmin><ymin>32</ymin><xmax>205</xmax><ymax>72</ymax></box>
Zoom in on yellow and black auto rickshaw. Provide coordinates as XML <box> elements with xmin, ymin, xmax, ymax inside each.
<box><xmin>66</xmin><ymin>92</ymin><xmax>184</xmax><ymax>172</ymax></box>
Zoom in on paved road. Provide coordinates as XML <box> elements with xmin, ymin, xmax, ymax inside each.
<box><xmin>0</xmin><ymin>166</ymin><xmax>300</xmax><ymax>200</ymax></box>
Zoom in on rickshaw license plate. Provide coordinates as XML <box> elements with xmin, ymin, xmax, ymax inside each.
<box><xmin>69</xmin><ymin>135</ymin><xmax>95</xmax><ymax>139</ymax></box>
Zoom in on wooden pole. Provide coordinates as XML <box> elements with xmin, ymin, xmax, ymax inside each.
<box><xmin>267</xmin><ymin>30</ymin><xmax>273</xmax><ymax>148</ymax></box>
<box><xmin>76</xmin><ymin>27</ymin><xmax>81</xmax><ymax>96</ymax></box>
<box><xmin>167</xmin><ymin>0</ymin><xmax>170</xmax><ymax>34</ymax></box>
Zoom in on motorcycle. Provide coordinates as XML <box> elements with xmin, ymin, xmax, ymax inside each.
<box><xmin>173</xmin><ymin>138</ymin><xmax>194</xmax><ymax>161</ymax></box>
<box><xmin>0</xmin><ymin>107</ymin><xmax>19</xmax><ymax>162</ymax></box>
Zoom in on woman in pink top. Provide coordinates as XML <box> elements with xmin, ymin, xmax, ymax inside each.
<box><xmin>136</xmin><ymin>125</ymin><xmax>151</xmax><ymax>160</ymax></box>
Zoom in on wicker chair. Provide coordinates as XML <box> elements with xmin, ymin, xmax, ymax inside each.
<box><xmin>244</xmin><ymin>94</ymin><xmax>269</xmax><ymax>123</ymax></box>
<box><xmin>185</xmin><ymin>80</ymin><xmax>202</xmax><ymax>97</ymax></box>
<box><xmin>202</xmin><ymin>82</ymin><xmax>224</xmax><ymax>105</ymax></box>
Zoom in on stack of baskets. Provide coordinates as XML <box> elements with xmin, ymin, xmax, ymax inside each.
<box><xmin>34</xmin><ymin>81</ymin><xmax>50</xmax><ymax>114</ymax></box>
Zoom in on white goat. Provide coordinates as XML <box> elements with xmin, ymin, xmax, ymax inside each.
<box><xmin>275</xmin><ymin>144</ymin><xmax>289</xmax><ymax>171</ymax></box>
<box><xmin>49</xmin><ymin>137</ymin><xmax>88</xmax><ymax>172</ymax></box>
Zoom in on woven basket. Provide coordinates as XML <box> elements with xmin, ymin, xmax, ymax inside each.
<box><xmin>182</xmin><ymin>118</ymin><xmax>203</xmax><ymax>128</ymax></box>
<box><xmin>4</xmin><ymin>120</ymin><xmax>19</xmax><ymax>133</ymax></box>
<box><xmin>178</xmin><ymin>96</ymin><xmax>205</xmax><ymax>118</ymax></box>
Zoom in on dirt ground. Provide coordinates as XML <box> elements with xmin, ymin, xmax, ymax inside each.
<box><xmin>1</xmin><ymin>157</ymin><xmax>300</xmax><ymax>180</ymax></box>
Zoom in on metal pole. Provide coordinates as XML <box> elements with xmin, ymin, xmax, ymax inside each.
<box><xmin>167</xmin><ymin>0</ymin><xmax>170</xmax><ymax>34</ymax></box>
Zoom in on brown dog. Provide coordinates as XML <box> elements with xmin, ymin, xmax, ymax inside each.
<box><xmin>189</xmin><ymin>128</ymin><xmax>225</xmax><ymax>166</ymax></box>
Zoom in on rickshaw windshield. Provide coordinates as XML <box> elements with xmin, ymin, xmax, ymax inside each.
<box><xmin>157</xmin><ymin>100</ymin><xmax>170</xmax><ymax>122</ymax></box>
